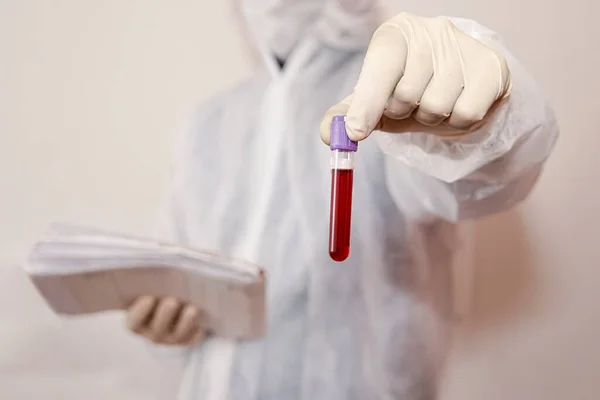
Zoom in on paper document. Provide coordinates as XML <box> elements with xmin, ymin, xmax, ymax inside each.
<box><xmin>22</xmin><ymin>223</ymin><xmax>266</xmax><ymax>339</ymax></box>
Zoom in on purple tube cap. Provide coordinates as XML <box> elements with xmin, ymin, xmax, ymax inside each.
<box><xmin>330</xmin><ymin>115</ymin><xmax>358</xmax><ymax>152</ymax></box>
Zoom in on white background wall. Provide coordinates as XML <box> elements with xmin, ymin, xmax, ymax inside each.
<box><xmin>1</xmin><ymin>1</ymin><xmax>598</xmax><ymax>399</ymax></box>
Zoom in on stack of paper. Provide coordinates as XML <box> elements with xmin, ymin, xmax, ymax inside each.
<box><xmin>22</xmin><ymin>223</ymin><xmax>266</xmax><ymax>339</ymax></box>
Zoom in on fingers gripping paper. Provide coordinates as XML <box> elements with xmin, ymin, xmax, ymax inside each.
<box><xmin>22</xmin><ymin>223</ymin><xmax>266</xmax><ymax>339</ymax></box>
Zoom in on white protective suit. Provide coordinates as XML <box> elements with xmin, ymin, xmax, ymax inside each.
<box><xmin>153</xmin><ymin>1</ymin><xmax>559</xmax><ymax>399</ymax></box>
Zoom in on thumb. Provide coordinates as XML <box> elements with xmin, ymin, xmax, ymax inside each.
<box><xmin>319</xmin><ymin>95</ymin><xmax>353</xmax><ymax>145</ymax></box>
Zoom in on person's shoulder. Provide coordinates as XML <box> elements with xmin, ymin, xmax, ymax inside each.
<box><xmin>188</xmin><ymin>75</ymin><xmax>268</xmax><ymax>128</ymax></box>
<box><xmin>173</xmin><ymin>75</ymin><xmax>266</xmax><ymax>159</ymax></box>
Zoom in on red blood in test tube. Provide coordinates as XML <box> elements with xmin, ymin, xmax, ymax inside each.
<box><xmin>329</xmin><ymin>168</ymin><xmax>354</xmax><ymax>261</ymax></box>
<box><xmin>328</xmin><ymin>116</ymin><xmax>357</xmax><ymax>262</ymax></box>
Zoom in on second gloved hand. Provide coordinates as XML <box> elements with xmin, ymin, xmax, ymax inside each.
<box><xmin>126</xmin><ymin>296</ymin><xmax>206</xmax><ymax>346</ymax></box>
<box><xmin>320</xmin><ymin>12</ymin><xmax>512</xmax><ymax>142</ymax></box>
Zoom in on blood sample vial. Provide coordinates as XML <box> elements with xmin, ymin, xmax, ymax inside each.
<box><xmin>328</xmin><ymin>115</ymin><xmax>358</xmax><ymax>262</ymax></box>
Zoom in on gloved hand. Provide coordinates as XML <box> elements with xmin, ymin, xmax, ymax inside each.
<box><xmin>126</xmin><ymin>296</ymin><xmax>206</xmax><ymax>345</ymax></box>
<box><xmin>320</xmin><ymin>12</ymin><xmax>512</xmax><ymax>142</ymax></box>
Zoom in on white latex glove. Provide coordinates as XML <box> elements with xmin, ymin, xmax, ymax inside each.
<box><xmin>320</xmin><ymin>12</ymin><xmax>512</xmax><ymax>142</ymax></box>
<box><xmin>126</xmin><ymin>296</ymin><xmax>206</xmax><ymax>346</ymax></box>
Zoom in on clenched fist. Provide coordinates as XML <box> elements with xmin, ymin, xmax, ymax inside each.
<box><xmin>321</xmin><ymin>12</ymin><xmax>512</xmax><ymax>143</ymax></box>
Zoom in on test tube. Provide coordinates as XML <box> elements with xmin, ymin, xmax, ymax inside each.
<box><xmin>328</xmin><ymin>115</ymin><xmax>358</xmax><ymax>262</ymax></box>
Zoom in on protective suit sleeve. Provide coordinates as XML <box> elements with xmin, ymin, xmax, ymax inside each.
<box><xmin>378</xmin><ymin>18</ymin><xmax>559</xmax><ymax>222</ymax></box>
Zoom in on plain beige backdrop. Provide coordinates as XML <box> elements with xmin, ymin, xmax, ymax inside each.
<box><xmin>1</xmin><ymin>1</ymin><xmax>598</xmax><ymax>399</ymax></box>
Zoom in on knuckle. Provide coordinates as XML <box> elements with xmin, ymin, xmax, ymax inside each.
<box><xmin>138</xmin><ymin>295</ymin><xmax>155</xmax><ymax>303</ymax></box>
<box><xmin>408</xmin><ymin>48</ymin><xmax>432</xmax><ymax>68</ymax></box>
<box><xmin>371</xmin><ymin>18</ymin><xmax>405</xmax><ymax>44</ymax></box>
<box><xmin>184</xmin><ymin>305</ymin><xmax>200</xmax><ymax>318</ymax></box>
<box><xmin>124</xmin><ymin>314</ymin><xmax>135</xmax><ymax>328</ymax></box>
<box><xmin>386</xmin><ymin>99</ymin><xmax>416</xmax><ymax>119</ymax></box>
<box><xmin>452</xmin><ymin>103</ymin><xmax>486</xmax><ymax>124</ymax></box>
<box><xmin>370</xmin><ymin>26</ymin><xmax>399</xmax><ymax>48</ymax></box>
<box><xmin>129</xmin><ymin>325</ymin><xmax>144</xmax><ymax>335</ymax></box>
<box><xmin>161</xmin><ymin>297</ymin><xmax>180</xmax><ymax>311</ymax></box>
<box><xmin>419</xmin><ymin>97</ymin><xmax>452</xmax><ymax>116</ymax></box>
<box><xmin>432</xmin><ymin>66</ymin><xmax>463</xmax><ymax>88</ymax></box>
<box><xmin>415</xmin><ymin>113</ymin><xmax>445</xmax><ymax>126</ymax></box>
<box><xmin>125</xmin><ymin>316</ymin><xmax>141</xmax><ymax>331</ymax></box>
<box><xmin>127</xmin><ymin>296</ymin><xmax>149</xmax><ymax>312</ymax></box>
<box><xmin>394</xmin><ymin>81</ymin><xmax>422</xmax><ymax>104</ymax></box>
<box><xmin>135</xmin><ymin>295</ymin><xmax>155</xmax><ymax>308</ymax></box>
<box><xmin>371</xmin><ymin>24</ymin><xmax>390</xmax><ymax>40</ymax></box>
<box><xmin>188</xmin><ymin>330</ymin><xmax>207</xmax><ymax>345</ymax></box>
<box><xmin>385</xmin><ymin>105</ymin><xmax>410</xmax><ymax>118</ymax></box>
<box><xmin>148</xmin><ymin>333</ymin><xmax>165</xmax><ymax>344</ymax></box>
<box><xmin>161</xmin><ymin>335</ymin><xmax>179</xmax><ymax>345</ymax></box>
